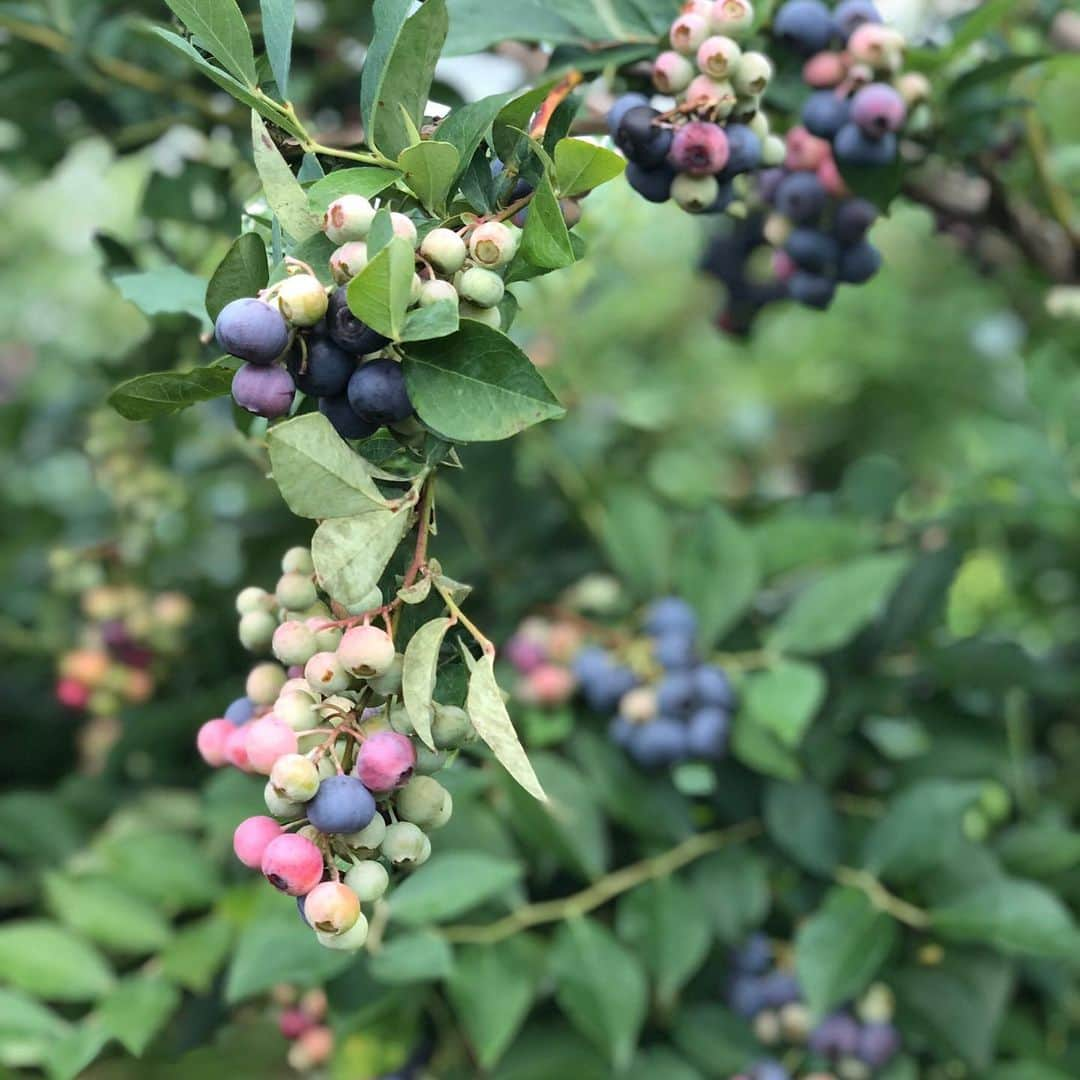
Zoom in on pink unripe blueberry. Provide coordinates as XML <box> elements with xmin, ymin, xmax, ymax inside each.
<box><xmin>306</xmin><ymin>617</ymin><xmax>343</xmax><ymax>653</ymax></box>
<box><xmin>817</xmin><ymin>154</ymin><xmax>848</xmax><ymax>197</ymax></box>
<box><xmin>272</xmin><ymin>620</ymin><xmax>318</xmax><ymax>667</ymax></box>
<box><xmin>848</xmin><ymin>24</ymin><xmax>905</xmax><ymax>72</ymax></box>
<box><xmin>505</xmin><ymin>632</ymin><xmax>546</xmax><ymax>674</ymax></box>
<box><xmin>390</xmin><ymin>212</ymin><xmax>418</xmax><ymax>246</ymax></box>
<box><xmin>732</xmin><ymin>51</ymin><xmax>773</xmax><ymax>96</ymax></box>
<box><xmin>305</xmin><ymin>651</ymin><xmax>351</xmax><ymax>694</ymax></box>
<box><xmin>355</xmin><ymin>730</ymin><xmax>416</xmax><ymax>792</ymax></box>
<box><xmin>323</xmin><ymin>195</ymin><xmax>375</xmax><ymax>243</ymax></box>
<box><xmin>803</xmin><ymin>51</ymin><xmax>847</xmax><ymax>88</ymax></box>
<box><xmin>851</xmin><ymin>82</ymin><xmax>907</xmax><ymax>138</ymax></box>
<box><xmin>271</xmin><ymin>753</ymin><xmax>321</xmax><ymax>802</ymax></box>
<box><xmin>288</xmin><ymin>1025</ymin><xmax>335</xmax><ymax>1069</ymax></box>
<box><xmin>277</xmin><ymin>275</ymin><xmax>328</xmax><ymax>327</ymax></box>
<box><xmin>329</xmin><ymin>241</ymin><xmax>369</xmax><ymax>284</ymax></box>
<box><xmin>524</xmin><ymin>663</ymin><xmax>576</xmax><ymax>706</ymax></box>
<box><xmin>670</xmin><ymin>122</ymin><xmax>730</xmax><ymax>175</ymax></box>
<box><xmin>685</xmin><ymin>75</ymin><xmax>736</xmax><ymax>117</ymax></box>
<box><xmin>337</xmin><ymin>625</ymin><xmax>396</xmax><ymax>678</ymax></box>
<box><xmin>670</xmin><ymin>12</ymin><xmax>709</xmax><ymax>54</ymax></box>
<box><xmin>279</xmin><ymin>1008</ymin><xmax>313</xmax><ymax>1040</ymax></box>
<box><xmin>419</xmin><ymin>228</ymin><xmax>467</xmax><ymax>275</ymax></box>
<box><xmin>785</xmin><ymin>126</ymin><xmax>831</xmax><ymax>172</ymax></box>
<box><xmin>653</xmin><ymin>50</ymin><xmax>696</xmax><ymax>94</ymax></box>
<box><xmin>232</xmin><ymin>363</ymin><xmax>295</xmax><ymax>419</ymax></box>
<box><xmin>696</xmin><ymin>35</ymin><xmax>741</xmax><ymax>80</ymax></box>
<box><xmin>197</xmin><ymin>718</ymin><xmax>234</xmax><ymax>767</ymax></box>
<box><xmin>303</xmin><ymin>881</ymin><xmax>361</xmax><ymax>935</ymax></box>
<box><xmin>468</xmin><ymin>222</ymin><xmax>517</xmax><ymax>268</ymax></box>
<box><xmin>224</xmin><ymin>723</ymin><xmax>254</xmax><ymax>772</ymax></box>
<box><xmin>262</xmin><ymin>833</ymin><xmax>325</xmax><ymax>896</ymax></box>
<box><xmin>233</xmin><ymin>815</ymin><xmax>283</xmax><ymax>868</ymax></box>
<box><xmin>56</xmin><ymin>678</ymin><xmax>90</xmax><ymax>709</ymax></box>
<box><xmin>772</xmin><ymin>250</ymin><xmax>797</xmax><ymax>282</ymax></box>
<box><xmin>246</xmin><ymin>717</ymin><xmax>300</xmax><ymax>774</ymax></box>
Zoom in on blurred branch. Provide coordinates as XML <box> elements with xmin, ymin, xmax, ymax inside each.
<box><xmin>439</xmin><ymin>819</ymin><xmax>763</xmax><ymax>945</ymax></box>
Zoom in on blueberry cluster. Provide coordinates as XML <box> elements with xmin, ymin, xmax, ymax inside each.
<box><xmin>611</xmin><ymin>0</ymin><xmax>780</xmax><ymax>214</ymax></box>
<box><xmin>504</xmin><ymin>614</ymin><xmax>585</xmax><ymax>708</ymax></box>
<box><xmin>214</xmin><ymin>194</ymin><xmax>521</xmax><ymax>439</ymax></box>
<box><xmin>272</xmin><ymin>986</ymin><xmax>334</xmax><ymax>1072</ymax></box>
<box><xmin>198</xmin><ymin>545</ymin><xmax>471</xmax><ymax>952</ymax></box>
<box><xmin>728</xmin><ymin>934</ymin><xmax>903</xmax><ymax>1077</ymax></box>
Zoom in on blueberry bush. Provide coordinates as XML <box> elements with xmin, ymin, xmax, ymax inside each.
<box><xmin>0</xmin><ymin>0</ymin><xmax>1078</xmax><ymax>1077</ymax></box>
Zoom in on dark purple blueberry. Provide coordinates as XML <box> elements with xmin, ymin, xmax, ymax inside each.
<box><xmin>802</xmin><ymin>91</ymin><xmax>851</xmax><ymax>140</ymax></box>
<box><xmin>608</xmin><ymin>93</ymin><xmax>651</xmax><ymax>137</ymax></box>
<box><xmin>326</xmin><ymin>288</ymin><xmax>391</xmax><ymax>355</ymax></box>
<box><xmin>834</xmin><ymin>0</ymin><xmax>883</xmax><ymax>41</ymax></box>
<box><xmin>288</xmin><ymin>335</ymin><xmax>356</xmax><ymax>397</ymax></box>
<box><xmin>721</xmin><ymin>125</ymin><xmax>763</xmax><ymax>176</ymax></box>
<box><xmin>757</xmin><ymin>168</ymin><xmax>787</xmax><ymax>205</ymax></box>
<box><xmin>758</xmin><ymin>970</ymin><xmax>802</xmax><ymax>1008</ymax></box>
<box><xmin>786</xmin><ymin>228</ymin><xmax>840</xmax><ymax>274</ymax></box>
<box><xmin>834</xmin><ymin>123</ymin><xmax>898</xmax><ymax>166</ymax></box>
<box><xmin>732</xmin><ymin>932</ymin><xmax>773</xmax><ymax>975</ymax></box>
<box><xmin>809</xmin><ymin>1012</ymin><xmax>861</xmax><ymax>1058</ymax></box>
<box><xmin>788</xmin><ymin>271</ymin><xmax>837</xmax><ymax>309</ymax></box>
<box><xmin>347</xmin><ymin>359</ymin><xmax>413</xmax><ymax>425</ymax></box>
<box><xmin>232</xmin><ymin>362</ymin><xmax>296</xmax><ymax>418</ymax></box>
<box><xmin>608</xmin><ymin>716</ymin><xmax>635</xmax><ymax>748</ymax></box>
<box><xmin>615</xmin><ymin>106</ymin><xmax>674</xmax><ymax>169</ymax></box>
<box><xmin>215</xmin><ymin>297</ymin><xmax>290</xmax><ymax>365</ymax></box>
<box><xmin>774</xmin><ymin>172</ymin><xmax>828</xmax><ymax>224</ymax></box>
<box><xmin>838</xmin><ymin>240</ymin><xmax>882</xmax><ymax>283</ymax></box>
<box><xmin>729</xmin><ymin>973</ymin><xmax>768</xmax><ymax>1017</ymax></box>
<box><xmin>704</xmin><ymin>180</ymin><xmax>737</xmax><ymax>215</ymax></box>
<box><xmin>626</xmin><ymin>161</ymin><xmax>677</xmax><ymax>203</ymax></box>
<box><xmin>773</xmin><ymin>0</ymin><xmax>836</xmax><ymax>56</ymax></box>
<box><xmin>319</xmin><ymin>392</ymin><xmax>379</xmax><ymax>440</ymax></box>
<box><xmin>857</xmin><ymin>1021</ymin><xmax>902</xmax><ymax>1068</ymax></box>
<box><xmin>833</xmin><ymin>197</ymin><xmax>878</xmax><ymax>245</ymax></box>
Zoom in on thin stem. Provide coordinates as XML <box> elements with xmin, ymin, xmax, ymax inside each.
<box><xmin>1023</xmin><ymin>109</ymin><xmax>1078</xmax><ymax>243</ymax></box>
<box><xmin>433</xmin><ymin>578</ymin><xmax>493</xmax><ymax>657</ymax></box>
<box><xmin>834</xmin><ymin>866</ymin><xmax>931</xmax><ymax>930</ymax></box>
<box><xmin>440</xmin><ymin>820</ymin><xmax>762</xmax><ymax>945</ymax></box>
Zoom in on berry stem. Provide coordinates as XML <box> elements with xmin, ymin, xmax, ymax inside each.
<box><xmin>833</xmin><ymin>866</ymin><xmax>931</xmax><ymax>929</ymax></box>
<box><xmin>433</xmin><ymin>578</ymin><xmax>493</xmax><ymax>657</ymax></box>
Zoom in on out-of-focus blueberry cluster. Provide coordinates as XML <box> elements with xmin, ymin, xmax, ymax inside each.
<box><xmin>729</xmin><ymin>933</ymin><xmax>904</xmax><ymax>1078</ymax></box>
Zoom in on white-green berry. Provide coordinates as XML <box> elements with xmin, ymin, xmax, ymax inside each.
<box><xmin>395</xmin><ymin>776</ymin><xmax>453</xmax><ymax>830</ymax></box>
<box><xmin>344</xmin><ymin>860</ymin><xmax>389</xmax><ymax>903</ymax></box>
<box><xmin>420</xmin><ymin>228</ymin><xmax>468</xmax><ymax>275</ymax></box>
<box><xmin>468</xmin><ymin>222</ymin><xmax>517</xmax><ymax>268</ymax></box>
<box><xmin>324</xmin><ymin>195</ymin><xmax>376</xmax><ymax>243</ymax></box>
<box><xmin>330</xmin><ymin>241</ymin><xmax>369</xmax><ymax>284</ymax></box>
<box><xmin>458</xmin><ymin>267</ymin><xmax>505</xmax><ymax>309</ymax></box>
<box><xmin>277</xmin><ymin>274</ymin><xmax>328</xmax><ymax>327</ymax></box>
<box><xmin>419</xmin><ymin>279</ymin><xmax>459</xmax><ymax>307</ymax></box>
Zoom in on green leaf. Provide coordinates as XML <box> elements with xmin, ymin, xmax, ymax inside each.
<box><xmin>361</xmin><ymin>0</ymin><xmax>449</xmax><ymax>159</ymax></box>
<box><xmin>305</xmin><ymin>167</ymin><xmax>401</xmax><ymax>215</ymax></box>
<box><xmin>674</xmin><ymin>507</ymin><xmax>759</xmax><ymax>646</ymax></box>
<box><xmin>43</xmin><ymin>874</ymin><xmax>171</xmax><ymax>955</ymax></box>
<box><xmin>225</xmin><ymin>907</ymin><xmax>353</xmax><ymax>1002</ymax></box>
<box><xmin>931</xmin><ymin>878</ymin><xmax>1080</xmax><ymax>960</ymax></box>
<box><xmin>158</xmin><ymin>915</ymin><xmax>234</xmax><ymax>992</ymax></box>
<box><xmin>251</xmin><ymin>112</ymin><xmax>322</xmax><ymax>241</ymax></box>
<box><xmin>151</xmin><ymin>28</ymin><xmax>304</xmax><ymax>138</ymax></box>
<box><xmin>401</xmin><ymin>299</ymin><xmax>460</xmax><ymax>342</ymax></box>
<box><xmin>206</xmin><ymin>234</ymin><xmax>269</xmax><ymax>322</ymax></box>
<box><xmin>403</xmin><ymin>321</ymin><xmax>565</xmax><ymax>443</ymax></box>
<box><xmin>312</xmin><ymin>503</ymin><xmax>414</xmax><ymax>609</ymax></box>
<box><xmin>743</xmin><ymin>659</ymin><xmax>826</xmax><ymax>749</ymax></box>
<box><xmin>402</xmin><ymin>617</ymin><xmax>454</xmax><ymax>749</ymax></box>
<box><xmin>368</xmin><ymin>931</ymin><xmax>453</xmax><ymax>984</ymax></box>
<box><xmin>97</xmin><ymin>975</ymin><xmax>180</xmax><ymax>1056</ymax></box>
<box><xmin>267</xmin><ymin>412</ymin><xmax>390</xmax><ymax>518</ymax></box>
<box><xmin>764</xmin><ymin>781</ymin><xmax>841</xmax><ymax>876</ymax></box>
<box><xmin>390</xmin><ymin>852</ymin><xmax>523</xmax><ymax>925</ymax></box>
<box><xmin>837</xmin><ymin>156</ymin><xmax>905</xmax><ymax>214</ymax></box>
<box><xmin>599</xmin><ymin>487</ymin><xmax>672</xmax><ymax>598</ymax></box>
<box><xmin>515</xmin><ymin>173</ymin><xmax>574</xmax><ymax>273</ymax></box>
<box><xmin>0</xmin><ymin>792</ymin><xmax>84</xmax><ymax>865</ymax></box>
<box><xmin>0</xmin><ymin>921</ymin><xmax>114</xmax><ymax>1002</ymax></box>
<box><xmin>398</xmin><ymin>140</ymin><xmax>460</xmax><ymax>214</ymax></box>
<box><xmin>434</xmin><ymin>91</ymin><xmax>514</xmax><ymax>187</ymax></box>
<box><xmin>554</xmin><ymin>138</ymin><xmax>625</xmax><ymax>198</ymax></box>
<box><xmin>768</xmin><ymin>552</ymin><xmax>911</xmax><ymax>655</ymax></box>
<box><xmin>670</xmin><ymin>1003</ymin><xmax>758</xmax><ymax>1077</ymax></box>
<box><xmin>794</xmin><ymin>887</ymin><xmax>898</xmax><ymax>1018</ymax></box>
<box><xmin>690</xmin><ymin>848</ymin><xmax>770</xmax><ymax>945</ymax></box>
<box><xmin>862</xmin><ymin>779</ymin><xmax>983</xmax><ymax>884</ymax></box>
<box><xmin>550</xmin><ymin>917</ymin><xmax>647</xmax><ymax>1070</ymax></box>
<box><xmin>446</xmin><ymin>937</ymin><xmax>544</xmax><ymax>1069</ymax></box>
<box><xmin>997</xmin><ymin>823</ymin><xmax>1080</xmax><ymax>879</ymax></box>
<box><xmin>947</xmin><ymin>0</ymin><xmax>1014</xmax><ymax>56</ymax></box>
<box><xmin>260</xmin><ymin>0</ymin><xmax>294</xmax><ymax>97</ymax></box>
<box><xmin>616</xmin><ymin>877</ymin><xmax>712</xmax><ymax>1007</ymax></box>
<box><xmin>467</xmin><ymin>653</ymin><xmax>546</xmax><ymax>802</ymax></box>
<box><xmin>0</xmin><ymin>988</ymin><xmax>69</xmax><ymax>1068</ymax></box>
<box><xmin>108</xmin><ymin>364</ymin><xmax>235</xmax><ymax>421</ymax></box>
<box><xmin>46</xmin><ymin>1023</ymin><xmax>111</xmax><ymax>1080</ymax></box>
<box><xmin>626</xmin><ymin>1047</ymin><xmax>703</xmax><ymax>1080</ymax></box>
<box><xmin>444</xmin><ymin>3</ymin><xmax>580</xmax><ymax>54</ymax></box>
<box><xmin>346</xmin><ymin>235</ymin><xmax>415</xmax><ymax>340</ymax></box>
<box><xmin>731</xmin><ymin>712</ymin><xmax>801</xmax><ymax>781</ymax></box>
<box><xmin>113</xmin><ymin>266</ymin><xmax>209</xmax><ymax>323</ymax></box>
<box><xmin>96</xmin><ymin>831</ymin><xmax>221</xmax><ymax>911</ymax></box>
<box><xmin>163</xmin><ymin>0</ymin><xmax>257</xmax><ymax>84</ymax></box>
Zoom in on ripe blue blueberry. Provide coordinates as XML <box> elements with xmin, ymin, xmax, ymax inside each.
<box><xmin>644</xmin><ymin>597</ymin><xmax>698</xmax><ymax>638</ymax></box>
<box><xmin>833</xmin><ymin>0</ymin><xmax>883</xmax><ymax>41</ymax></box>
<box><xmin>802</xmin><ymin>91</ymin><xmax>850</xmax><ymax>140</ymax></box>
<box><xmin>318</xmin><ymin>393</ymin><xmax>379</xmax><ymax>441</ymax></box>
<box><xmin>232</xmin><ymin>363</ymin><xmax>296</xmax><ymax>418</ymax></box>
<box><xmin>720</xmin><ymin>125</ymin><xmax>762</xmax><ymax>176</ymax></box>
<box><xmin>788</xmin><ymin>270</ymin><xmax>837</xmax><ymax>309</ymax></box>
<box><xmin>786</xmin><ymin>228</ymin><xmax>840</xmax><ymax>274</ymax></box>
<box><xmin>225</xmin><ymin>696</ymin><xmax>256</xmax><ymax>725</ymax></box>
<box><xmin>288</xmin><ymin>336</ymin><xmax>356</xmax><ymax>398</ymax></box>
<box><xmin>325</xmin><ymin>288</ymin><xmax>390</xmax><ymax>356</ymax></box>
<box><xmin>729</xmin><ymin>973</ymin><xmax>768</xmax><ymax>1017</ymax></box>
<box><xmin>347</xmin><ymin>359</ymin><xmax>413</xmax><ymax>426</ymax></box>
<box><xmin>833</xmin><ymin>197</ymin><xmax>878</xmax><ymax>245</ymax></box>
<box><xmin>215</xmin><ymin>297</ymin><xmax>291</xmax><ymax>365</ymax></box>
<box><xmin>749</xmin><ymin>1062</ymin><xmax>790</xmax><ymax>1080</ymax></box>
<box><xmin>856</xmin><ymin>1021</ymin><xmax>901</xmax><ymax>1068</ymax></box>
<box><xmin>773</xmin><ymin>0</ymin><xmax>835</xmax><ymax>56</ymax></box>
<box><xmin>687</xmin><ymin>706</ymin><xmax>730</xmax><ymax>758</ymax></box>
<box><xmin>833</xmin><ymin>123</ymin><xmax>897</xmax><ymax>166</ymax></box>
<box><xmin>838</xmin><ymin>240</ymin><xmax>882</xmax><ymax>283</ymax></box>
<box><xmin>616</xmin><ymin>107</ymin><xmax>674</xmax><ymax>169</ymax></box>
<box><xmin>305</xmin><ymin>775</ymin><xmax>377</xmax><ymax>834</ymax></box>
<box><xmin>732</xmin><ymin>932</ymin><xmax>773</xmax><ymax>975</ymax></box>
<box><xmin>656</xmin><ymin>672</ymin><xmax>696</xmax><ymax>715</ymax></box>
<box><xmin>808</xmin><ymin>1012</ymin><xmax>861</xmax><ymax>1057</ymax></box>
<box><xmin>758</xmin><ymin>970</ymin><xmax>802</xmax><ymax>1008</ymax></box>
<box><xmin>608</xmin><ymin>716</ymin><xmax>635</xmax><ymax>748</ymax></box>
<box><xmin>608</xmin><ymin>93</ymin><xmax>651</xmax><ymax>137</ymax></box>
<box><xmin>629</xmin><ymin>718</ymin><xmax>688</xmax><ymax>768</ymax></box>
<box><xmin>774</xmin><ymin>172</ymin><xmax>827</xmax><ymax>224</ymax></box>
<box><xmin>653</xmin><ymin>631</ymin><xmax>698</xmax><ymax>670</ymax></box>
<box><xmin>626</xmin><ymin>161</ymin><xmax>677</xmax><ymax>203</ymax></box>
<box><xmin>582</xmin><ymin>663</ymin><xmax>639</xmax><ymax>713</ymax></box>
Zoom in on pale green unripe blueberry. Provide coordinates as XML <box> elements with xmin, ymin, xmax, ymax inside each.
<box><xmin>247</xmin><ymin>662</ymin><xmax>288</xmax><ymax>706</ymax></box>
<box><xmin>316</xmin><ymin>753</ymin><xmax>340</xmax><ymax>780</ymax></box>
<box><xmin>458</xmin><ymin>267</ymin><xmax>505</xmax><ymax>309</ymax></box>
<box><xmin>388</xmin><ymin>700</ymin><xmax>415</xmax><ymax>736</ymax></box>
<box><xmin>732</xmin><ymin>51</ymin><xmax>772</xmax><ymax>97</ymax></box>
<box><xmin>419</xmin><ymin>279</ymin><xmax>459</xmax><ymax>307</ymax></box>
<box><xmin>337</xmin><ymin>625</ymin><xmax>396</xmax><ymax>678</ymax></box>
<box><xmin>390</xmin><ymin>212</ymin><xmax>418</xmax><ymax>247</ymax></box>
<box><xmin>305</xmin><ymin>651</ymin><xmax>352</xmax><ymax>694</ymax></box>
<box><xmin>280</xmin><ymin>676</ymin><xmax>318</xmax><ymax>700</ymax></box>
<box><xmin>395</xmin><ymin>776</ymin><xmax>452</xmax><ymax>830</ymax></box>
<box><xmin>345</xmin><ymin>587</ymin><xmax>383</xmax><ymax>616</ymax></box>
<box><xmin>415</xmin><ymin>745</ymin><xmax>448</xmax><ymax>775</ymax></box>
<box><xmin>282</xmin><ymin>547</ymin><xmax>315</xmax><ymax>575</ymax></box>
<box><xmin>271</xmin><ymin>753</ymin><xmax>321</xmax><ymax>801</ymax></box>
<box><xmin>710</xmin><ymin>0</ymin><xmax>755</xmax><ymax>38</ymax></box>
<box><xmin>236</xmin><ymin>586</ymin><xmax>274</xmax><ymax>615</ymax></box>
<box><xmin>277</xmin><ymin>274</ymin><xmax>328</xmax><ymax>327</ymax></box>
<box><xmin>264</xmin><ymin>780</ymin><xmax>304</xmax><ymax>819</ymax></box>
<box><xmin>697</xmin><ymin>35</ymin><xmax>742</xmax><ymax>80</ymax></box>
<box><xmin>420</xmin><ymin>228</ymin><xmax>467</xmax><ymax>275</ymax></box>
<box><xmin>239</xmin><ymin>610</ymin><xmax>278</xmax><ymax>652</ymax></box>
<box><xmin>330</xmin><ymin>241</ymin><xmax>369</xmax><ymax>284</ymax></box>
<box><xmin>272</xmin><ymin>620</ymin><xmax>318</xmax><ymax>666</ymax></box>
<box><xmin>317</xmin><ymin>911</ymin><xmax>369</xmax><ymax>951</ymax></box>
<box><xmin>307</xmin><ymin>617</ymin><xmax>343</xmax><ymax>652</ymax></box>
<box><xmin>431</xmin><ymin>704</ymin><xmax>473</xmax><ymax>749</ymax></box>
<box><xmin>275</xmin><ymin>690</ymin><xmax>320</xmax><ymax>731</ymax></box>
<box><xmin>368</xmin><ymin>654</ymin><xmax>404</xmax><ymax>697</ymax></box>
<box><xmin>276</xmin><ymin>572</ymin><xmax>318</xmax><ymax>612</ymax></box>
<box><xmin>762</xmin><ymin>134</ymin><xmax>786</xmax><ymax>166</ymax></box>
<box><xmin>748</xmin><ymin>110</ymin><xmax>771</xmax><ymax>140</ymax></box>
<box><xmin>344</xmin><ymin>860</ymin><xmax>389</xmax><ymax>902</ymax></box>
<box><xmin>409</xmin><ymin>273</ymin><xmax>424</xmax><ymax>306</ymax></box>
<box><xmin>324</xmin><ymin>194</ymin><xmax>376</xmax><ymax>243</ymax></box>
<box><xmin>343</xmin><ymin>814</ymin><xmax>387</xmax><ymax>855</ymax></box>
<box><xmin>672</xmin><ymin>173</ymin><xmax>720</xmax><ymax>213</ymax></box>
<box><xmin>381</xmin><ymin>822</ymin><xmax>432</xmax><ymax>867</ymax></box>
<box><xmin>468</xmin><ymin>221</ymin><xmax>516</xmax><ymax>268</ymax></box>
<box><xmin>459</xmin><ymin>302</ymin><xmax>502</xmax><ymax>329</ymax></box>
<box><xmin>298</xmin><ymin>824</ymin><xmax>322</xmax><ymax>844</ymax></box>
